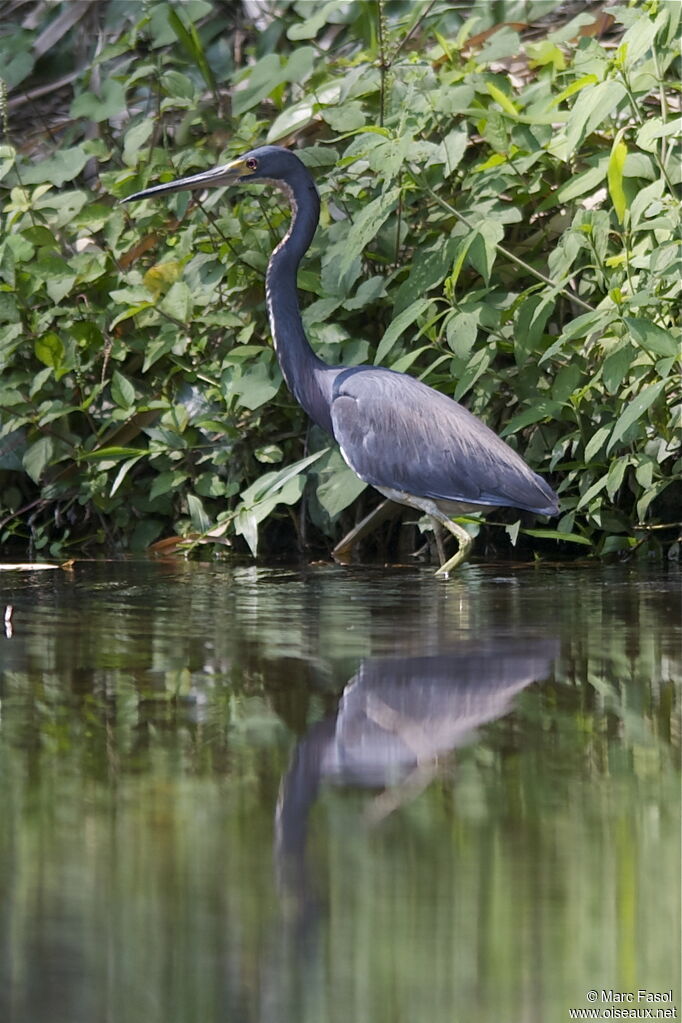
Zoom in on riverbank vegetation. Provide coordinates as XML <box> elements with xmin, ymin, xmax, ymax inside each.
<box><xmin>0</xmin><ymin>0</ymin><xmax>680</xmax><ymax>562</ymax></box>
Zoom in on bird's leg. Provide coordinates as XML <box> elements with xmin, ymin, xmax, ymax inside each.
<box><xmin>427</xmin><ymin>509</ymin><xmax>473</xmax><ymax>577</ymax></box>
<box><xmin>431</xmin><ymin>519</ymin><xmax>447</xmax><ymax>566</ymax></box>
<box><xmin>332</xmin><ymin>499</ymin><xmax>402</xmax><ymax>564</ymax></box>
<box><xmin>432</xmin><ymin>518</ymin><xmax>472</xmax><ymax>575</ymax></box>
<box><xmin>374</xmin><ymin>490</ymin><xmax>473</xmax><ymax>576</ymax></box>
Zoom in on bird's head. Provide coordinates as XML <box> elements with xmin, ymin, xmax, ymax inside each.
<box><xmin>121</xmin><ymin>145</ymin><xmax>307</xmax><ymax>204</ymax></box>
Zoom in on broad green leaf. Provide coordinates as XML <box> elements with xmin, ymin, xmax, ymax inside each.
<box><xmin>521</xmin><ymin>528</ymin><xmax>591</xmax><ymax>546</ymax></box>
<box><xmin>486</xmin><ymin>82</ymin><xmax>518</xmax><ymax>117</ymax></box>
<box><xmin>501</xmin><ymin>400</ymin><xmax>563</xmax><ymax>437</ymax></box>
<box><xmin>322</xmin><ymin>101</ymin><xmax>366</xmax><ymax>133</ymax></box>
<box><xmin>150</xmin><ymin>470</ymin><xmax>186</xmax><ymax>500</ymax></box>
<box><xmin>230</xmin><ymin>360</ymin><xmax>281</xmax><ymax>411</ymax></box>
<box><xmin>80</xmin><ymin>447</ymin><xmax>147</xmax><ymax>461</ymax></box>
<box><xmin>526</xmin><ymin>40</ymin><xmax>566</xmax><ymax>70</ymax></box>
<box><xmin>540</xmin><ymin>309</ymin><xmax>615</xmax><ymax>363</ymax></box>
<box><xmin>338</xmin><ymin>187</ymin><xmax>400</xmax><ymax>280</ymax></box>
<box><xmin>395</xmin><ymin>236</ymin><xmax>459</xmax><ymax>313</ymax></box>
<box><xmin>22</xmin><ymin>436</ymin><xmax>54</xmax><ymax>483</ymax></box>
<box><xmin>71</xmin><ymin>80</ymin><xmax>126</xmax><ymax>122</ymax></box>
<box><xmin>624</xmin><ymin>317</ymin><xmax>679</xmax><ymax>358</ymax></box>
<box><xmin>556</xmin><ymin>159</ymin><xmax>608</xmax><ymax>202</ymax></box>
<box><xmin>187</xmin><ymin>493</ymin><xmax>211</xmax><ymax>532</ymax></box>
<box><xmin>577</xmin><ymin>474</ymin><xmax>609</xmax><ymax>510</ymax></box>
<box><xmin>468</xmin><ymin>219</ymin><xmax>504</xmax><ymax>284</ymax></box>
<box><xmin>111</xmin><ymin>371</ymin><xmax>136</xmax><ymax>409</ymax></box>
<box><xmin>110</xmin><ymin>455</ymin><xmax>144</xmax><ymax>497</ymax></box>
<box><xmin>158</xmin><ymin>280</ymin><xmax>191</xmax><ymax>321</ymax></box>
<box><xmin>447</xmin><ymin>234</ymin><xmax>475</xmax><ymax>293</ymax></box>
<box><xmin>606</xmin><ymin>456</ymin><xmax>631</xmax><ymax>499</ymax></box>
<box><xmin>16</xmin><ymin>146</ymin><xmax>89</xmax><ymax>186</ymax></box>
<box><xmin>123</xmin><ymin>119</ymin><xmax>155</xmax><ymax>167</ymax></box>
<box><xmin>240</xmin><ymin>450</ymin><xmax>327</xmax><ymax>506</ymax></box>
<box><xmin>606</xmin><ymin>381</ymin><xmax>667</xmax><ymax>453</ymax></box>
<box><xmin>607</xmin><ymin>133</ymin><xmax>628</xmax><ymax>224</ymax></box>
<box><xmin>374</xmin><ymin>298</ymin><xmax>430</xmax><ymax>364</ymax></box>
<box><xmin>551</xmin><ymin>74</ymin><xmax>599</xmax><ymax>108</ymax></box>
<box><xmin>565</xmin><ymin>80</ymin><xmax>626</xmax><ymax>159</ymax></box>
<box><xmin>288</xmin><ymin>0</ymin><xmax>342</xmax><ymax>40</ymax></box>
<box><xmin>440</xmin><ymin>129</ymin><xmax>468</xmax><ymax>176</ymax></box>
<box><xmin>603</xmin><ymin>344</ymin><xmax>634</xmax><ymax>395</ymax></box>
<box><xmin>34</xmin><ymin>332</ymin><xmax>64</xmax><ymax>370</ymax></box>
<box><xmin>584</xmin><ymin>426</ymin><xmax>611</xmax><ymax>462</ymax></box>
<box><xmin>446</xmin><ymin>309</ymin><xmax>480</xmax><ymax>359</ymax></box>
<box><xmin>167</xmin><ymin>8</ymin><xmax>216</xmax><ymax>91</ymax></box>
<box><xmin>314</xmin><ymin>450</ymin><xmax>368</xmax><ymax>520</ymax></box>
<box><xmin>515</xmin><ymin>295</ymin><xmax>554</xmax><ymax>365</ymax></box>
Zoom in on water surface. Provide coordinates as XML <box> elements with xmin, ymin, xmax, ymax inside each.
<box><xmin>0</xmin><ymin>561</ymin><xmax>679</xmax><ymax>1023</ymax></box>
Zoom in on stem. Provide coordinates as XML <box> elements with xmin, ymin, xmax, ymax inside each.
<box><xmin>618</xmin><ymin>67</ymin><xmax>676</xmax><ymax>195</ymax></box>
<box><xmin>377</xmin><ymin>0</ymin><xmax>388</xmax><ymax>128</ymax></box>
<box><xmin>412</xmin><ymin>172</ymin><xmax>595</xmax><ymax>313</ymax></box>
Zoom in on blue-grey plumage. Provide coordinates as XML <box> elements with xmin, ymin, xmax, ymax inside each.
<box><xmin>123</xmin><ymin>144</ymin><xmax>559</xmax><ymax>572</ymax></box>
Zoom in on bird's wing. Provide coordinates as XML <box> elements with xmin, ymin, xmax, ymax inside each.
<box><xmin>329</xmin><ymin>367</ymin><xmax>557</xmax><ymax>514</ymax></box>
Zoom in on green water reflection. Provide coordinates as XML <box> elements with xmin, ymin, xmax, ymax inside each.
<box><xmin>0</xmin><ymin>562</ymin><xmax>679</xmax><ymax>1023</ymax></box>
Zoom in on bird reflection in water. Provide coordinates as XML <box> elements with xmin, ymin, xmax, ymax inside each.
<box><xmin>275</xmin><ymin>638</ymin><xmax>558</xmax><ymax>920</ymax></box>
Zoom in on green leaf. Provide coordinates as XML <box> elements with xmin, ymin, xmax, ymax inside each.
<box><xmin>314</xmin><ymin>450</ymin><xmax>367</xmax><ymax>520</ymax></box>
<box><xmin>230</xmin><ymin>360</ymin><xmax>281</xmax><ymax>411</ymax></box>
<box><xmin>526</xmin><ymin>40</ymin><xmax>566</xmax><ymax>70</ymax></box>
<box><xmin>338</xmin><ymin>187</ymin><xmax>400</xmax><ymax>280</ymax></box>
<box><xmin>486</xmin><ymin>82</ymin><xmax>518</xmax><ymax>117</ymax></box>
<box><xmin>16</xmin><ymin>146</ymin><xmax>89</xmax><ymax>186</ymax></box>
<box><xmin>71</xmin><ymin>80</ymin><xmax>126</xmax><ymax>122</ymax></box>
<box><xmin>111</xmin><ymin>371</ymin><xmax>136</xmax><ymax>409</ymax></box>
<box><xmin>375</xmin><ymin>298</ymin><xmax>430</xmax><ymax>364</ymax></box>
<box><xmin>606</xmin><ymin>381</ymin><xmax>667</xmax><ymax>453</ymax></box>
<box><xmin>34</xmin><ymin>332</ymin><xmax>64</xmax><ymax>370</ymax></box>
<box><xmin>80</xmin><ymin>447</ymin><xmax>147</xmax><ymax>461</ymax></box>
<box><xmin>565</xmin><ymin>80</ymin><xmax>626</xmax><ymax>158</ymax></box>
<box><xmin>606</xmin><ymin>456</ymin><xmax>631</xmax><ymax>499</ymax></box>
<box><xmin>110</xmin><ymin>455</ymin><xmax>144</xmax><ymax>497</ymax></box>
<box><xmin>187</xmin><ymin>493</ymin><xmax>211</xmax><ymax>532</ymax></box>
<box><xmin>551</xmin><ymin>74</ymin><xmax>599</xmax><ymax>108</ymax></box>
<box><xmin>501</xmin><ymin>400</ymin><xmax>563</xmax><ymax>437</ymax></box>
<box><xmin>469</xmin><ymin>219</ymin><xmax>504</xmax><ymax>284</ymax></box>
<box><xmin>607</xmin><ymin>133</ymin><xmax>628</xmax><ymax>224</ymax></box>
<box><xmin>159</xmin><ymin>281</ymin><xmax>192</xmax><ymax>322</ymax></box>
<box><xmin>584</xmin><ymin>426</ymin><xmax>611</xmax><ymax>462</ymax></box>
<box><xmin>445</xmin><ymin>309</ymin><xmax>480</xmax><ymax>359</ymax></box>
<box><xmin>577</xmin><ymin>473</ymin><xmax>609</xmax><ymax>510</ymax></box>
<box><xmin>515</xmin><ymin>295</ymin><xmax>554</xmax><ymax>365</ymax></box>
<box><xmin>167</xmin><ymin>8</ymin><xmax>216</xmax><ymax>91</ymax></box>
<box><xmin>22</xmin><ymin>436</ymin><xmax>54</xmax><ymax>483</ymax></box>
<box><xmin>556</xmin><ymin>159</ymin><xmax>608</xmax><ymax>202</ymax></box>
<box><xmin>624</xmin><ymin>317</ymin><xmax>679</xmax><ymax>358</ymax></box>
<box><xmin>123</xmin><ymin>119</ymin><xmax>154</xmax><ymax>167</ymax></box>
<box><xmin>240</xmin><ymin>450</ymin><xmax>327</xmax><ymax>506</ymax></box>
<box><xmin>288</xmin><ymin>0</ymin><xmax>342</xmax><ymax>40</ymax></box>
<box><xmin>521</xmin><ymin>528</ymin><xmax>591</xmax><ymax>546</ymax></box>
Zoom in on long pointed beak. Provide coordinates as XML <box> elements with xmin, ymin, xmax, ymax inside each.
<box><xmin>121</xmin><ymin>157</ymin><xmax>252</xmax><ymax>203</ymax></box>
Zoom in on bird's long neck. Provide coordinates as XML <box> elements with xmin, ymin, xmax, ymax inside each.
<box><xmin>265</xmin><ymin>174</ymin><xmax>333</xmax><ymax>434</ymax></box>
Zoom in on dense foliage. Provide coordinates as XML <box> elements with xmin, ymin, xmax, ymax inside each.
<box><xmin>0</xmin><ymin>0</ymin><xmax>680</xmax><ymax>562</ymax></box>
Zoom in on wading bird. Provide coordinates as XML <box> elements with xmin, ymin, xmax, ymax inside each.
<box><xmin>124</xmin><ymin>146</ymin><xmax>558</xmax><ymax>574</ymax></box>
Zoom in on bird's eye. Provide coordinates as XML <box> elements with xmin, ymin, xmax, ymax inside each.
<box><xmin>246</xmin><ymin>158</ymin><xmax>258</xmax><ymax>171</ymax></box>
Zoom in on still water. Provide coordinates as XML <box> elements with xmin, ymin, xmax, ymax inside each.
<box><xmin>0</xmin><ymin>560</ymin><xmax>680</xmax><ymax>1023</ymax></box>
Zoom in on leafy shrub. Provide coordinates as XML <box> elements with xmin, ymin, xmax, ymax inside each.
<box><xmin>0</xmin><ymin>0</ymin><xmax>680</xmax><ymax>561</ymax></box>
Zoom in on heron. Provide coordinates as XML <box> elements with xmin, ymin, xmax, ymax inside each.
<box><xmin>123</xmin><ymin>145</ymin><xmax>559</xmax><ymax>574</ymax></box>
